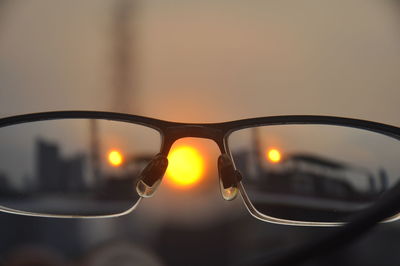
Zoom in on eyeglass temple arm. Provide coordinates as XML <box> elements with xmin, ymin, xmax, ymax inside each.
<box><xmin>240</xmin><ymin>179</ymin><xmax>400</xmax><ymax>266</ymax></box>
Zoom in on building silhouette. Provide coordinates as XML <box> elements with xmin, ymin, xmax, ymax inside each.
<box><xmin>36</xmin><ymin>139</ymin><xmax>86</xmax><ymax>193</ymax></box>
<box><xmin>232</xmin><ymin>149</ymin><xmax>382</xmax><ymax>201</ymax></box>
<box><xmin>0</xmin><ymin>171</ymin><xmax>13</xmax><ymax>196</ymax></box>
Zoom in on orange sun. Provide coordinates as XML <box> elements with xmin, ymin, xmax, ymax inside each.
<box><xmin>166</xmin><ymin>145</ymin><xmax>204</xmax><ymax>187</ymax></box>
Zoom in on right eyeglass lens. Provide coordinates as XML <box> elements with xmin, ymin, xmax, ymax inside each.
<box><xmin>0</xmin><ymin>118</ymin><xmax>161</xmax><ymax>217</ymax></box>
<box><xmin>228</xmin><ymin>124</ymin><xmax>400</xmax><ymax>223</ymax></box>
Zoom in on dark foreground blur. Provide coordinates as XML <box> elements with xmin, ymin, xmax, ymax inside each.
<box><xmin>1</xmin><ymin>210</ymin><xmax>400</xmax><ymax>266</ymax></box>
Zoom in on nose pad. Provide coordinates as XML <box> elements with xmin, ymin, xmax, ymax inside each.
<box><xmin>218</xmin><ymin>154</ymin><xmax>242</xmax><ymax>201</ymax></box>
<box><xmin>136</xmin><ymin>154</ymin><xmax>168</xmax><ymax>198</ymax></box>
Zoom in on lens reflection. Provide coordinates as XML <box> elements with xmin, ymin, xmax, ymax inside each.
<box><xmin>229</xmin><ymin>125</ymin><xmax>400</xmax><ymax>223</ymax></box>
<box><xmin>0</xmin><ymin>119</ymin><xmax>160</xmax><ymax>216</ymax></box>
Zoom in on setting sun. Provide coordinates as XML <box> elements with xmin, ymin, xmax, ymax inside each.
<box><xmin>108</xmin><ymin>150</ymin><xmax>124</xmax><ymax>167</ymax></box>
<box><xmin>166</xmin><ymin>145</ymin><xmax>204</xmax><ymax>187</ymax></box>
<box><xmin>266</xmin><ymin>148</ymin><xmax>282</xmax><ymax>163</ymax></box>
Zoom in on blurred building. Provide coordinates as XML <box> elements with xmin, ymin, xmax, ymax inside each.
<box><xmin>36</xmin><ymin>139</ymin><xmax>86</xmax><ymax>193</ymax></box>
<box><xmin>0</xmin><ymin>171</ymin><xmax>13</xmax><ymax>196</ymax></box>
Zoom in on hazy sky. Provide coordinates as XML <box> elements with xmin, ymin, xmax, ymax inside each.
<box><xmin>0</xmin><ymin>0</ymin><xmax>399</xmax><ymax>125</ymax></box>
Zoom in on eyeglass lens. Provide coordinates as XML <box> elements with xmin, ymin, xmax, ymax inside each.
<box><xmin>0</xmin><ymin>119</ymin><xmax>161</xmax><ymax>216</ymax></box>
<box><xmin>228</xmin><ymin>124</ymin><xmax>400</xmax><ymax>223</ymax></box>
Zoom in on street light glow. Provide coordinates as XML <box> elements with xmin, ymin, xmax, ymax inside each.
<box><xmin>108</xmin><ymin>149</ymin><xmax>124</xmax><ymax>167</ymax></box>
<box><xmin>266</xmin><ymin>148</ymin><xmax>281</xmax><ymax>163</ymax></box>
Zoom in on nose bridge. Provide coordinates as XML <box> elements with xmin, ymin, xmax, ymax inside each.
<box><xmin>159</xmin><ymin>124</ymin><xmax>241</xmax><ymax>201</ymax></box>
<box><xmin>161</xmin><ymin>124</ymin><xmax>226</xmax><ymax>154</ymax></box>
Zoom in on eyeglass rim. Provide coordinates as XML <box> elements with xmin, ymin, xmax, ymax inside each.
<box><xmin>1</xmin><ymin>111</ymin><xmax>400</xmax><ymax>140</ymax></box>
<box><xmin>0</xmin><ymin>110</ymin><xmax>400</xmax><ymax>224</ymax></box>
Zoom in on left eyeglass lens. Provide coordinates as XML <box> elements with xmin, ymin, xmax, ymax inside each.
<box><xmin>0</xmin><ymin>119</ymin><xmax>161</xmax><ymax>217</ymax></box>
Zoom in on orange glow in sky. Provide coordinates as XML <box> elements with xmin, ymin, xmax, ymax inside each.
<box><xmin>166</xmin><ymin>145</ymin><xmax>204</xmax><ymax>187</ymax></box>
<box><xmin>266</xmin><ymin>148</ymin><xmax>282</xmax><ymax>163</ymax></box>
<box><xmin>108</xmin><ymin>150</ymin><xmax>124</xmax><ymax>167</ymax></box>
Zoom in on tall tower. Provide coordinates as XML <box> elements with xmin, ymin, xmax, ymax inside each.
<box><xmin>89</xmin><ymin>0</ymin><xmax>136</xmax><ymax>186</ymax></box>
<box><xmin>251</xmin><ymin>127</ymin><xmax>263</xmax><ymax>176</ymax></box>
<box><xmin>90</xmin><ymin>119</ymin><xmax>101</xmax><ymax>185</ymax></box>
<box><xmin>112</xmin><ymin>0</ymin><xmax>136</xmax><ymax>113</ymax></box>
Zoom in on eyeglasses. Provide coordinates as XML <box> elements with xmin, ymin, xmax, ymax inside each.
<box><xmin>0</xmin><ymin>111</ymin><xmax>399</xmax><ymax>226</ymax></box>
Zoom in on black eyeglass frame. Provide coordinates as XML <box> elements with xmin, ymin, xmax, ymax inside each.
<box><xmin>1</xmin><ymin>111</ymin><xmax>400</xmax><ymax>226</ymax></box>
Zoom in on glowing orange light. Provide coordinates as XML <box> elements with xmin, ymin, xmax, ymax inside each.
<box><xmin>108</xmin><ymin>150</ymin><xmax>124</xmax><ymax>167</ymax></box>
<box><xmin>166</xmin><ymin>145</ymin><xmax>204</xmax><ymax>187</ymax></box>
<box><xmin>266</xmin><ymin>148</ymin><xmax>281</xmax><ymax>163</ymax></box>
